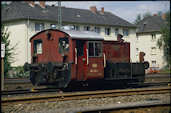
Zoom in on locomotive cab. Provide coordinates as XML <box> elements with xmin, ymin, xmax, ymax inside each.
<box><xmin>63</xmin><ymin>29</ymin><xmax>105</xmax><ymax>83</ymax></box>
<box><xmin>75</xmin><ymin>40</ymin><xmax>104</xmax><ymax>81</ymax></box>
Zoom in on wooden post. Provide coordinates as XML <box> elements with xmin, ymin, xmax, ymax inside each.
<box><xmin>1</xmin><ymin>43</ymin><xmax>5</xmax><ymax>91</ymax></box>
<box><xmin>1</xmin><ymin>58</ymin><xmax>4</xmax><ymax>90</ymax></box>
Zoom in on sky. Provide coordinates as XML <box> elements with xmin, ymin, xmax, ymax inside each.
<box><xmin>42</xmin><ymin>1</ymin><xmax>170</xmax><ymax>23</ymax></box>
<box><xmin>3</xmin><ymin>1</ymin><xmax>170</xmax><ymax>24</ymax></box>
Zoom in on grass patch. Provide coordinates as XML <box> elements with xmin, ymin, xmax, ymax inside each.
<box><xmin>159</xmin><ymin>67</ymin><xmax>170</xmax><ymax>74</ymax></box>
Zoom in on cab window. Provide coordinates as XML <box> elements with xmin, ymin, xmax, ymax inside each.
<box><xmin>33</xmin><ymin>39</ymin><xmax>42</xmax><ymax>54</ymax></box>
<box><xmin>76</xmin><ymin>41</ymin><xmax>85</xmax><ymax>56</ymax></box>
<box><xmin>88</xmin><ymin>42</ymin><xmax>102</xmax><ymax>57</ymax></box>
<box><xmin>59</xmin><ymin>37</ymin><xmax>69</xmax><ymax>54</ymax></box>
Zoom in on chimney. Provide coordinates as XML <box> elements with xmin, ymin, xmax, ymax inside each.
<box><xmin>101</xmin><ymin>7</ymin><xmax>104</xmax><ymax>13</ymax></box>
<box><xmin>90</xmin><ymin>6</ymin><xmax>97</xmax><ymax>13</ymax></box>
<box><xmin>25</xmin><ymin>1</ymin><xmax>35</xmax><ymax>7</ymax></box>
<box><xmin>161</xmin><ymin>14</ymin><xmax>166</xmax><ymax>20</ymax></box>
<box><xmin>153</xmin><ymin>14</ymin><xmax>158</xmax><ymax>16</ymax></box>
<box><xmin>117</xmin><ymin>34</ymin><xmax>124</xmax><ymax>42</ymax></box>
<box><xmin>39</xmin><ymin>1</ymin><xmax>46</xmax><ymax>8</ymax></box>
<box><xmin>139</xmin><ymin>52</ymin><xmax>145</xmax><ymax>63</ymax></box>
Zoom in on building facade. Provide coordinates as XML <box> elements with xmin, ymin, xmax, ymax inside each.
<box><xmin>2</xmin><ymin>1</ymin><xmax>138</xmax><ymax>67</ymax></box>
<box><xmin>136</xmin><ymin>15</ymin><xmax>167</xmax><ymax>69</ymax></box>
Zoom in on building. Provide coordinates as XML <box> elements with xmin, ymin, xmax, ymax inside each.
<box><xmin>2</xmin><ymin>1</ymin><xmax>138</xmax><ymax>67</ymax></box>
<box><xmin>136</xmin><ymin>14</ymin><xmax>168</xmax><ymax>69</ymax></box>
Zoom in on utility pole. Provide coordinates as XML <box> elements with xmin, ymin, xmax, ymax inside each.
<box><xmin>58</xmin><ymin>1</ymin><xmax>62</xmax><ymax>29</ymax></box>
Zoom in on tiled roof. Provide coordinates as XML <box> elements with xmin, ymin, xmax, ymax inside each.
<box><xmin>1</xmin><ymin>1</ymin><xmax>136</xmax><ymax>28</ymax></box>
<box><xmin>136</xmin><ymin>15</ymin><xmax>167</xmax><ymax>33</ymax></box>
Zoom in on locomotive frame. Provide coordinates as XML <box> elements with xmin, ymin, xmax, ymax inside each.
<box><xmin>24</xmin><ymin>29</ymin><xmax>149</xmax><ymax>88</ymax></box>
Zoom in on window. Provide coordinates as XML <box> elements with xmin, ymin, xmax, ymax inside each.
<box><xmin>59</xmin><ymin>37</ymin><xmax>69</xmax><ymax>55</ymax></box>
<box><xmin>136</xmin><ymin>48</ymin><xmax>139</xmax><ymax>55</ymax></box>
<box><xmin>88</xmin><ymin>42</ymin><xmax>102</xmax><ymax>57</ymax></box>
<box><xmin>50</xmin><ymin>24</ymin><xmax>56</xmax><ymax>29</ymax></box>
<box><xmin>105</xmin><ymin>28</ymin><xmax>111</xmax><ymax>35</ymax></box>
<box><xmin>33</xmin><ymin>39</ymin><xmax>42</xmax><ymax>54</ymax></box>
<box><xmin>136</xmin><ymin>34</ymin><xmax>138</xmax><ymax>40</ymax></box>
<box><xmin>35</xmin><ymin>23</ymin><xmax>44</xmax><ymax>31</ymax></box>
<box><xmin>89</xmin><ymin>43</ymin><xmax>94</xmax><ymax>56</ymax></box>
<box><xmin>84</xmin><ymin>26</ymin><xmax>90</xmax><ymax>31</ymax></box>
<box><xmin>123</xmin><ymin>29</ymin><xmax>129</xmax><ymax>36</ymax></box>
<box><xmin>151</xmin><ymin>47</ymin><xmax>156</xmax><ymax>55</ymax></box>
<box><xmin>151</xmin><ymin>34</ymin><xmax>156</xmax><ymax>41</ymax></box>
<box><xmin>76</xmin><ymin>41</ymin><xmax>84</xmax><ymax>56</ymax></box>
<box><xmin>95</xmin><ymin>43</ymin><xmax>102</xmax><ymax>56</ymax></box>
<box><xmin>73</xmin><ymin>25</ymin><xmax>80</xmax><ymax>30</ymax></box>
<box><xmin>151</xmin><ymin>61</ymin><xmax>156</xmax><ymax>67</ymax></box>
<box><xmin>94</xmin><ymin>27</ymin><xmax>101</xmax><ymax>33</ymax></box>
<box><xmin>143</xmin><ymin>22</ymin><xmax>148</xmax><ymax>26</ymax></box>
<box><xmin>115</xmin><ymin>28</ymin><xmax>119</xmax><ymax>36</ymax></box>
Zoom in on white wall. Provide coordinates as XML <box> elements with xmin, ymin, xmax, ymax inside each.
<box><xmin>4</xmin><ymin>20</ymin><xmax>27</xmax><ymax>67</ymax></box>
<box><xmin>122</xmin><ymin>28</ymin><xmax>137</xmax><ymax>62</ymax></box>
<box><xmin>136</xmin><ymin>33</ymin><xmax>166</xmax><ymax>69</ymax></box>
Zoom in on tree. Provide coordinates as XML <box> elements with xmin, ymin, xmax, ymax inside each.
<box><xmin>157</xmin><ymin>11</ymin><xmax>170</xmax><ymax>68</ymax></box>
<box><xmin>1</xmin><ymin>2</ymin><xmax>8</xmax><ymax>9</ymax></box>
<box><xmin>157</xmin><ymin>11</ymin><xmax>162</xmax><ymax>16</ymax></box>
<box><xmin>1</xmin><ymin>24</ymin><xmax>17</xmax><ymax>78</ymax></box>
<box><xmin>134</xmin><ymin>14</ymin><xmax>141</xmax><ymax>24</ymax></box>
<box><xmin>134</xmin><ymin>12</ymin><xmax>152</xmax><ymax>24</ymax></box>
<box><xmin>142</xmin><ymin>12</ymin><xmax>152</xmax><ymax>19</ymax></box>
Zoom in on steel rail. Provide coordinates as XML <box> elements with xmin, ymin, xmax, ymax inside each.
<box><xmin>71</xmin><ymin>100</ymin><xmax>170</xmax><ymax>113</ymax></box>
<box><xmin>2</xmin><ymin>81</ymin><xmax>170</xmax><ymax>95</ymax></box>
<box><xmin>2</xmin><ymin>87</ymin><xmax>170</xmax><ymax>106</ymax></box>
<box><xmin>4</xmin><ymin>82</ymin><xmax>31</xmax><ymax>85</ymax></box>
<box><xmin>3</xmin><ymin>75</ymin><xmax>170</xmax><ymax>85</ymax></box>
<box><xmin>1</xmin><ymin>88</ymin><xmax>60</xmax><ymax>95</ymax></box>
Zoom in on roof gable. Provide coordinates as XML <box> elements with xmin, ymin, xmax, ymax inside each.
<box><xmin>2</xmin><ymin>2</ymin><xmax>136</xmax><ymax>28</ymax></box>
<box><xmin>136</xmin><ymin>15</ymin><xmax>167</xmax><ymax>33</ymax></box>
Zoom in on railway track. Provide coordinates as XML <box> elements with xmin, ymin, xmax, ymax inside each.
<box><xmin>3</xmin><ymin>74</ymin><xmax>170</xmax><ymax>91</ymax></box>
<box><xmin>1</xmin><ymin>88</ymin><xmax>60</xmax><ymax>95</ymax></box>
<box><xmin>1</xmin><ymin>82</ymin><xmax>169</xmax><ymax>95</ymax></box>
<box><xmin>71</xmin><ymin>100</ymin><xmax>170</xmax><ymax>113</ymax></box>
<box><xmin>4</xmin><ymin>74</ymin><xmax>170</xmax><ymax>84</ymax></box>
<box><xmin>2</xmin><ymin>87</ymin><xmax>170</xmax><ymax>106</ymax></box>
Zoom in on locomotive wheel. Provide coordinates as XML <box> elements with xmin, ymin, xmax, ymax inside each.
<box><xmin>54</xmin><ymin>69</ymin><xmax>70</xmax><ymax>88</ymax></box>
<box><xmin>30</xmin><ymin>70</ymin><xmax>42</xmax><ymax>86</ymax></box>
<box><xmin>30</xmin><ymin>70</ymin><xmax>36</xmax><ymax>85</ymax></box>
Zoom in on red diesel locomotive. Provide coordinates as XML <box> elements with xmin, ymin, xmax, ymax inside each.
<box><xmin>24</xmin><ymin>29</ymin><xmax>149</xmax><ymax>88</ymax></box>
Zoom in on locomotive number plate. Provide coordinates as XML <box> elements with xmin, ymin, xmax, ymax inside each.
<box><xmin>90</xmin><ymin>69</ymin><xmax>98</xmax><ymax>73</ymax></box>
<box><xmin>92</xmin><ymin>64</ymin><xmax>97</xmax><ymax>67</ymax></box>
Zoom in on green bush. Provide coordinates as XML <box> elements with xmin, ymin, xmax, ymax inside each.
<box><xmin>11</xmin><ymin>66</ymin><xmax>30</xmax><ymax>78</ymax></box>
<box><xmin>159</xmin><ymin>67</ymin><xmax>170</xmax><ymax>74</ymax></box>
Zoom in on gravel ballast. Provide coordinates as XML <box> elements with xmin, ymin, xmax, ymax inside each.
<box><xmin>2</xmin><ymin>93</ymin><xmax>170</xmax><ymax>113</ymax></box>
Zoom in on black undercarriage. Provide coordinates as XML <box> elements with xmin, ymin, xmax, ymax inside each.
<box><xmin>24</xmin><ymin>62</ymin><xmax>71</xmax><ymax>88</ymax></box>
<box><xmin>24</xmin><ymin>61</ymin><xmax>149</xmax><ymax>89</ymax></box>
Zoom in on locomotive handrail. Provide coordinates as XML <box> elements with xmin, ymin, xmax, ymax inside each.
<box><xmin>130</xmin><ymin>59</ymin><xmax>132</xmax><ymax>78</ymax></box>
<box><xmin>103</xmin><ymin>53</ymin><xmax>106</xmax><ymax>68</ymax></box>
<box><xmin>86</xmin><ymin>49</ymin><xmax>89</xmax><ymax>65</ymax></box>
<box><xmin>75</xmin><ymin>48</ymin><xmax>77</xmax><ymax>65</ymax></box>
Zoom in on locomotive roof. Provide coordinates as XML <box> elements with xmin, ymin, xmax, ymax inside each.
<box><xmin>62</xmin><ymin>29</ymin><xmax>104</xmax><ymax>40</ymax></box>
<box><xmin>30</xmin><ymin>29</ymin><xmax>104</xmax><ymax>41</ymax></box>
